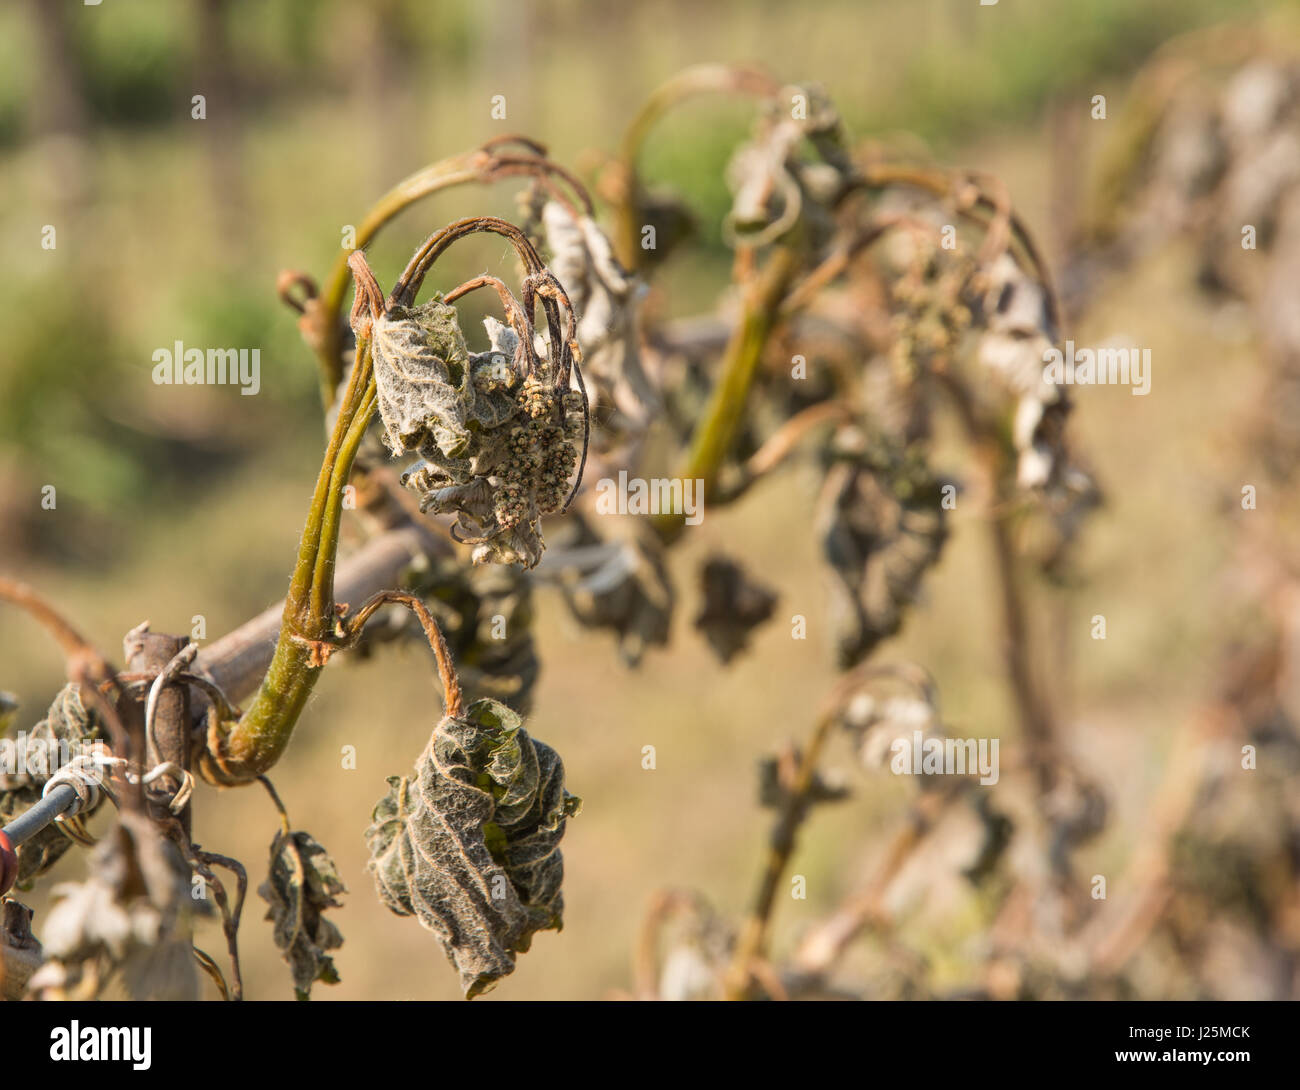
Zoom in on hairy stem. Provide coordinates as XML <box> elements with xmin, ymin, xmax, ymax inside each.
<box><xmin>206</xmin><ymin>336</ymin><xmax>377</xmax><ymax>782</ymax></box>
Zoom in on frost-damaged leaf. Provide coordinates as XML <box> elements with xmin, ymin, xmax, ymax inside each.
<box><xmin>28</xmin><ymin>811</ymin><xmax>207</xmax><ymax>1000</ymax></box>
<box><xmin>541</xmin><ymin>200</ymin><xmax>657</xmax><ymax>444</ymax></box>
<box><xmin>371</xmin><ymin>295</ymin><xmax>474</xmax><ymax>458</ymax></box>
<box><xmin>725</xmin><ymin>83</ymin><xmax>851</xmax><ymax>249</ymax></box>
<box><xmin>365</xmin><ymin>698</ymin><xmax>580</xmax><ymax>998</ymax></box>
<box><xmin>548</xmin><ymin>514</ymin><xmax>674</xmax><ymax>667</ymax></box>
<box><xmin>384</xmin><ymin>301</ymin><xmax>585</xmax><ymax>570</ymax></box>
<box><xmin>0</xmin><ymin>685</ymin><xmax>106</xmax><ymax>887</ymax></box>
<box><xmin>694</xmin><ymin>555</ymin><xmax>777</xmax><ymax>665</ymax></box>
<box><xmin>259</xmin><ymin>829</ymin><xmax>346</xmax><ymax>1000</ymax></box>
<box><xmin>818</xmin><ymin>428</ymin><xmax>950</xmax><ymax>670</ymax></box>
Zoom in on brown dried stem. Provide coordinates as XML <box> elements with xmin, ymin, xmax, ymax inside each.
<box><xmin>722</xmin><ymin>663</ymin><xmax>906</xmax><ymax>999</ymax></box>
<box><xmin>342</xmin><ymin>591</ymin><xmax>464</xmax><ymax>719</ymax></box>
<box><xmin>0</xmin><ymin>577</ymin><xmax>136</xmax><ymax>794</ymax></box>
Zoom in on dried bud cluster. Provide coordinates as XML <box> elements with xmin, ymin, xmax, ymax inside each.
<box><xmin>371</xmin><ymin>297</ymin><xmax>584</xmax><ymax>568</ymax></box>
<box><xmin>888</xmin><ymin>240</ymin><xmax>975</xmax><ymax>380</ymax></box>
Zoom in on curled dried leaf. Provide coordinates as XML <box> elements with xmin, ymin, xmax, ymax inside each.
<box><xmin>541</xmin><ymin>200</ymin><xmax>657</xmax><ymax>444</ymax></box>
<box><xmin>372</xmin><ymin>296</ymin><xmax>476</xmax><ymax>458</ymax></box>
<box><xmin>694</xmin><ymin>555</ymin><xmax>777</xmax><ymax>665</ymax></box>
<box><xmin>725</xmin><ymin>82</ymin><xmax>851</xmax><ymax>248</ymax></box>
<box><xmin>818</xmin><ymin>429</ymin><xmax>950</xmax><ymax>670</ymax></box>
<box><xmin>834</xmin><ymin>676</ymin><xmax>942</xmax><ymax>772</ymax></box>
<box><xmin>973</xmin><ymin>253</ymin><xmax>1070</xmax><ymax>491</ymax></box>
<box><xmin>259</xmin><ymin>829</ymin><xmax>346</xmax><ymax>1000</ymax></box>
<box><xmin>546</xmin><ymin>515</ymin><xmax>674</xmax><ymax>667</ymax></box>
<box><xmin>365</xmin><ymin>698</ymin><xmax>579</xmax><ymax>998</ymax></box>
<box><xmin>0</xmin><ymin>685</ymin><xmax>106</xmax><ymax>886</ymax></box>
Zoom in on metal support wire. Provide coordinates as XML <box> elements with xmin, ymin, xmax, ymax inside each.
<box><xmin>0</xmin><ymin>784</ymin><xmax>81</xmax><ymax>896</ymax></box>
<box><xmin>3</xmin><ymin>784</ymin><xmax>80</xmax><ymax>847</ymax></box>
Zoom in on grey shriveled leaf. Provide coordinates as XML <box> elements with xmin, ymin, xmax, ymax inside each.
<box><xmin>724</xmin><ymin>83</ymin><xmax>851</xmax><ymax>249</ymax></box>
<box><xmin>371</xmin><ymin>295</ymin><xmax>475</xmax><ymax>459</ymax></box>
<box><xmin>260</xmin><ymin>829</ymin><xmax>346</xmax><ymax>1000</ymax></box>
<box><xmin>818</xmin><ymin>430</ymin><xmax>949</xmax><ymax>670</ymax></box>
<box><xmin>389</xmin><ymin>307</ymin><xmax>585</xmax><ymax>570</ymax></box>
<box><xmin>0</xmin><ymin>684</ymin><xmax>106</xmax><ymax>887</ymax></box>
<box><xmin>365</xmin><ymin>698</ymin><xmax>580</xmax><ymax>998</ymax></box>
<box><xmin>694</xmin><ymin>555</ymin><xmax>778</xmax><ymax>665</ymax></box>
<box><xmin>29</xmin><ymin>811</ymin><xmax>206</xmax><ymax>1001</ymax></box>
<box><xmin>541</xmin><ymin>200</ymin><xmax>657</xmax><ymax>443</ymax></box>
<box><xmin>974</xmin><ymin>254</ymin><xmax>1069</xmax><ymax>491</ymax></box>
<box><xmin>545</xmin><ymin>515</ymin><xmax>674</xmax><ymax>667</ymax></box>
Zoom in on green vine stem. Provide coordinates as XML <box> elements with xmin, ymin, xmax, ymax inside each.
<box><xmin>202</xmin><ymin>329</ymin><xmax>377</xmax><ymax>784</ymax></box>
<box><xmin>653</xmin><ymin>243</ymin><xmax>801</xmax><ymax>543</ymax></box>
<box><xmin>609</xmin><ymin>64</ymin><xmax>781</xmax><ymax>270</ymax></box>
<box><xmin>209</xmin><ymin>211</ymin><xmax>580</xmax><ymax>783</ymax></box>
<box><xmin>314</xmin><ymin>158</ymin><xmax>482</xmax><ymax>399</ymax></box>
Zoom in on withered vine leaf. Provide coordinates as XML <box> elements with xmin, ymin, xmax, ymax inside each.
<box><xmin>29</xmin><ymin>812</ymin><xmax>206</xmax><ymax>1001</ymax></box>
<box><xmin>694</xmin><ymin>555</ymin><xmax>777</xmax><ymax>665</ymax></box>
<box><xmin>541</xmin><ymin>200</ymin><xmax>657</xmax><ymax>443</ymax></box>
<box><xmin>818</xmin><ymin>430</ymin><xmax>950</xmax><ymax>670</ymax></box>
<box><xmin>551</xmin><ymin>514</ymin><xmax>674</xmax><ymax>667</ymax></box>
<box><xmin>0</xmin><ymin>684</ymin><xmax>106</xmax><ymax>886</ymax></box>
<box><xmin>372</xmin><ymin>295</ymin><xmax>476</xmax><ymax>459</ymax></box>
<box><xmin>725</xmin><ymin>82</ymin><xmax>851</xmax><ymax>248</ymax></box>
<box><xmin>365</xmin><ymin>698</ymin><xmax>580</xmax><ymax>998</ymax></box>
<box><xmin>260</xmin><ymin>829</ymin><xmax>346</xmax><ymax>1001</ymax></box>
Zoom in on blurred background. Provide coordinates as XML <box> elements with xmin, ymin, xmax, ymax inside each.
<box><xmin>0</xmin><ymin>0</ymin><xmax>1297</xmax><ymax>1001</ymax></box>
